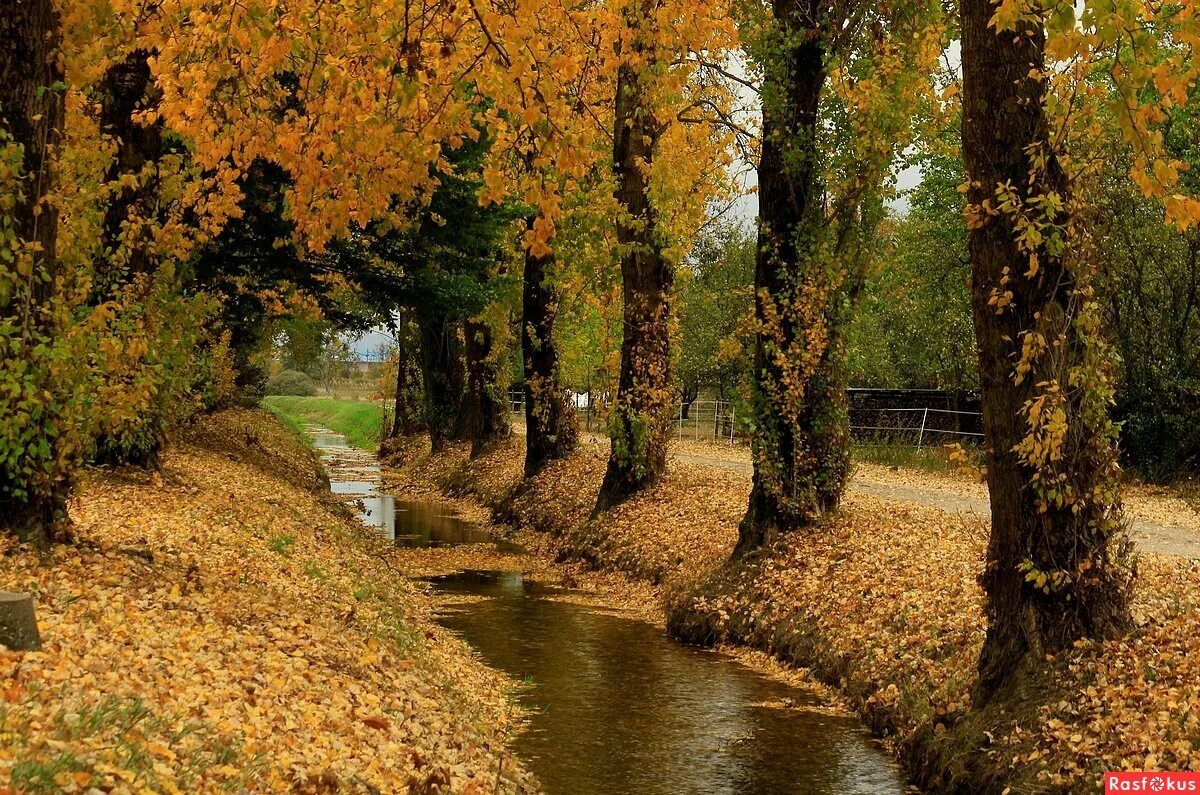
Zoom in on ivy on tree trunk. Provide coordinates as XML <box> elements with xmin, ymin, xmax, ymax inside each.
<box><xmin>459</xmin><ymin>317</ymin><xmax>510</xmax><ymax>456</ymax></box>
<box><xmin>960</xmin><ymin>0</ymin><xmax>1133</xmax><ymax>702</ymax></box>
<box><xmin>0</xmin><ymin>0</ymin><xmax>70</xmax><ymax>543</ymax></box>
<box><xmin>91</xmin><ymin>48</ymin><xmax>169</xmax><ymax>469</ymax></box>
<box><xmin>595</xmin><ymin>34</ymin><xmax>673</xmax><ymax>515</ymax></box>
<box><xmin>521</xmin><ymin>236</ymin><xmax>577</xmax><ymax>477</ymax></box>
<box><xmin>736</xmin><ymin>0</ymin><xmax>852</xmax><ymax>555</ymax></box>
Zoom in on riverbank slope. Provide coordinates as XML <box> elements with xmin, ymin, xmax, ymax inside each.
<box><xmin>0</xmin><ymin>409</ymin><xmax>533</xmax><ymax>793</ymax></box>
<box><xmin>363</xmin><ymin>427</ymin><xmax>1199</xmax><ymax>794</ymax></box>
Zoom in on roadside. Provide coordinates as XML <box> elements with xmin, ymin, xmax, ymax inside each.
<box><xmin>669</xmin><ymin>440</ymin><xmax>1200</xmax><ymax>558</ymax></box>
<box><xmin>0</xmin><ymin>409</ymin><xmax>533</xmax><ymax>794</ymax></box>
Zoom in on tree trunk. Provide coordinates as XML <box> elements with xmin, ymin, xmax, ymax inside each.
<box><xmin>679</xmin><ymin>382</ymin><xmax>699</xmax><ymax>420</ymax></box>
<box><xmin>459</xmin><ymin>318</ymin><xmax>510</xmax><ymax>456</ymax></box>
<box><xmin>522</xmin><ymin>236</ymin><xmax>578</xmax><ymax>477</ymax></box>
<box><xmin>418</xmin><ymin>314</ymin><xmax>466</xmax><ymax>452</ymax></box>
<box><xmin>388</xmin><ymin>314</ymin><xmax>425</xmax><ymax>438</ymax></box>
<box><xmin>594</xmin><ymin>20</ymin><xmax>673</xmax><ymax>514</ymax></box>
<box><xmin>736</xmin><ymin>0</ymin><xmax>851</xmax><ymax>555</ymax></box>
<box><xmin>97</xmin><ymin>49</ymin><xmax>161</xmax><ymax>289</ymax></box>
<box><xmin>961</xmin><ymin>0</ymin><xmax>1133</xmax><ymax>702</ymax></box>
<box><xmin>90</xmin><ymin>49</ymin><xmax>167</xmax><ymax>469</ymax></box>
<box><xmin>0</xmin><ymin>0</ymin><xmax>70</xmax><ymax>543</ymax></box>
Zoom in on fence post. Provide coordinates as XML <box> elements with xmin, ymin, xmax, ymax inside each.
<box><xmin>729</xmin><ymin>406</ymin><xmax>735</xmax><ymax>445</ymax></box>
<box><xmin>916</xmin><ymin>406</ymin><xmax>929</xmax><ymax>451</ymax></box>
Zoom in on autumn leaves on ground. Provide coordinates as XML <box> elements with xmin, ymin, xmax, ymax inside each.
<box><xmin>0</xmin><ymin>411</ymin><xmax>533</xmax><ymax>794</ymax></box>
<box><xmin>357</xmin><ymin>409</ymin><xmax>1200</xmax><ymax>794</ymax></box>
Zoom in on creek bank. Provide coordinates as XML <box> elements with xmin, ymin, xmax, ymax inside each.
<box><xmin>0</xmin><ymin>409</ymin><xmax>534</xmax><ymax>793</ymax></box>
<box><xmin>375</xmin><ymin>432</ymin><xmax>1200</xmax><ymax>795</ymax></box>
<box><xmin>311</xmin><ymin>424</ymin><xmax>908</xmax><ymax>794</ymax></box>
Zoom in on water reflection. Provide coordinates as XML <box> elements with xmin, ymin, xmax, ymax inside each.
<box><xmin>308</xmin><ymin>425</ymin><xmax>520</xmax><ymax>551</ymax></box>
<box><xmin>430</xmin><ymin>570</ymin><xmax>906</xmax><ymax>795</ymax></box>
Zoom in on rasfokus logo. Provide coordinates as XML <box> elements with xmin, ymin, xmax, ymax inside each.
<box><xmin>1106</xmin><ymin>773</ymin><xmax>1200</xmax><ymax>793</ymax></box>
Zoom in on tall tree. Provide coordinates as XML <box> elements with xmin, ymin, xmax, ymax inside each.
<box><xmin>595</xmin><ymin>0</ymin><xmax>675</xmax><ymax>513</ymax></box>
<box><xmin>418</xmin><ymin>314</ymin><xmax>468</xmax><ymax>452</ymax></box>
<box><xmin>735</xmin><ymin>0</ymin><xmax>941</xmax><ymax>553</ymax></box>
<box><xmin>367</xmin><ymin>132</ymin><xmax>519</xmax><ymax>452</ymax></box>
<box><xmin>960</xmin><ymin>0</ymin><xmax>1133</xmax><ymax>700</ymax></box>
<box><xmin>0</xmin><ymin>0</ymin><xmax>71</xmax><ymax>541</ymax></box>
<box><xmin>521</xmin><ymin>217</ymin><xmax>579</xmax><ymax>477</ymax></box>
<box><xmin>386</xmin><ymin>313</ymin><xmax>426</xmax><ymax>440</ymax></box>
<box><xmin>460</xmin><ymin>315</ymin><xmax>511</xmax><ymax>456</ymax></box>
<box><xmin>735</xmin><ymin>0</ymin><xmax>838</xmax><ymax>552</ymax></box>
<box><xmin>88</xmin><ymin>48</ymin><xmax>173</xmax><ymax>467</ymax></box>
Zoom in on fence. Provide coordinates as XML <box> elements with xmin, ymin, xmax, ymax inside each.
<box><xmin>506</xmin><ymin>389</ymin><xmax>984</xmax><ymax>449</ymax></box>
<box><xmin>849</xmin><ymin>406</ymin><xmax>984</xmax><ymax>449</ymax></box>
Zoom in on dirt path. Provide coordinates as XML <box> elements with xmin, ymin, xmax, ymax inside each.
<box><xmin>673</xmin><ymin>451</ymin><xmax>1200</xmax><ymax>559</ymax></box>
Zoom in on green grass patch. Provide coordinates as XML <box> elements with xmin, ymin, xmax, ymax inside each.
<box><xmin>261</xmin><ymin>396</ymin><xmax>386</xmax><ymax>451</ymax></box>
<box><xmin>268</xmin><ymin>533</ymin><xmax>296</xmax><ymax>556</ymax></box>
<box><xmin>851</xmin><ymin>442</ymin><xmax>963</xmax><ymax>473</ymax></box>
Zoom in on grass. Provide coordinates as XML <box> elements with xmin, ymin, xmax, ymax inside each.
<box><xmin>851</xmin><ymin>442</ymin><xmax>970</xmax><ymax>473</ymax></box>
<box><xmin>261</xmin><ymin>396</ymin><xmax>386</xmax><ymax>451</ymax></box>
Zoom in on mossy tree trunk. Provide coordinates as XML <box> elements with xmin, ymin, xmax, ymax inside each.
<box><xmin>521</xmin><ymin>237</ymin><xmax>578</xmax><ymax>478</ymax></box>
<box><xmin>961</xmin><ymin>0</ymin><xmax>1133</xmax><ymax>701</ymax></box>
<box><xmin>0</xmin><ymin>0</ymin><xmax>71</xmax><ymax>543</ymax></box>
<box><xmin>418</xmin><ymin>314</ymin><xmax>466</xmax><ymax>453</ymax></box>
<box><xmin>595</xmin><ymin>13</ymin><xmax>673</xmax><ymax>514</ymax></box>
<box><xmin>91</xmin><ymin>48</ymin><xmax>168</xmax><ymax>469</ymax></box>
<box><xmin>459</xmin><ymin>317</ymin><xmax>510</xmax><ymax>456</ymax></box>
<box><xmin>736</xmin><ymin>0</ymin><xmax>852</xmax><ymax>555</ymax></box>
<box><xmin>388</xmin><ymin>313</ymin><xmax>425</xmax><ymax>439</ymax></box>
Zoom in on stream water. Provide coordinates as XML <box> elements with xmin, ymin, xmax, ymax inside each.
<box><xmin>308</xmin><ymin>425</ymin><xmax>909</xmax><ymax>794</ymax></box>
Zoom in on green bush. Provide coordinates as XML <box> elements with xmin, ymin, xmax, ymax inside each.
<box><xmin>266</xmin><ymin>370</ymin><xmax>317</xmax><ymax>397</ymax></box>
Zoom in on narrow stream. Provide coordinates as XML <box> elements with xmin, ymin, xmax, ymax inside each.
<box><xmin>308</xmin><ymin>425</ymin><xmax>908</xmax><ymax>794</ymax></box>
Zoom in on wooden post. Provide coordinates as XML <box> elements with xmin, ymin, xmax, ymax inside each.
<box><xmin>0</xmin><ymin>592</ymin><xmax>42</xmax><ymax>651</ymax></box>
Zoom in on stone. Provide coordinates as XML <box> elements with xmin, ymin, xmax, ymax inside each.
<box><xmin>0</xmin><ymin>591</ymin><xmax>41</xmax><ymax>651</ymax></box>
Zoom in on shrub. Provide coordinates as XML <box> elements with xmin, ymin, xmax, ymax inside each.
<box><xmin>266</xmin><ymin>370</ymin><xmax>317</xmax><ymax>397</ymax></box>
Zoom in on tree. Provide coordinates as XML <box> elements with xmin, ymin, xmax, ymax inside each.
<box><xmin>847</xmin><ymin>153</ymin><xmax>976</xmax><ymax>390</ymax></box>
<box><xmin>1098</xmin><ymin>114</ymin><xmax>1200</xmax><ymax>481</ymax></box>
<box><xmin>387</xmin><ymin>313</ymin><xmax>426</xmax><ymax>440</ymax></box>
<box><xmin>316</xmin><ymin>337</ymin><xmax>354</xmax><ymax>394</ymax></box>
<box><xmin>367</xmin><ymin>132</ymin><xmax>520</xmax><ymax>452</ymax></box>
<box><xmin>188</xmin><ymin>161</ymin><xmax>377</xmax><ymax>403</ymax></box>
<box><xmin>521</xmin><ymin>213</ymin><xmax>579</xmax><ymax>477</ymax></box>
<box><xmin>0</xmin><ymin>0</ymin><xmax>72</xmax><ymax>542</ymax></box>
<box><xmin>461</xmin><ymin>312</ymin><xmax>512</xmax><ymax>456</ymax></box>
<box><xmin>735</xmin><ymin>0</ymin><xmax>942</xmax><ymax>553</ymax></box>
<box><xmin>960</xmin><ymin>0</ymin><xmax>1133</xmax><ymax>701</ymax></box>
<box><xmin>594</xmin><ymin>0</ymin><xmax>676</xmax><ymax>513</ymax></box>
<box><xmin>676</xmin><ymin>219</ymin><xmax>755</xmax><ymax>414</ymax></box>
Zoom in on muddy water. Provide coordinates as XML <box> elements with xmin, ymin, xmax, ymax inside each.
<box><xmin>308</xmin><ymin>425</ymin><xmax>908</xmax><ymax>795</ymax></box>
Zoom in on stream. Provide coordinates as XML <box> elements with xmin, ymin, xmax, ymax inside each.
<box><xmin>308</xmin><ymin>425</ymin><xmax>909</xmax><ymax>794</ymax></box>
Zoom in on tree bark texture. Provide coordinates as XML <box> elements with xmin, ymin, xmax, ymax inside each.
<box><xmin>961</xmin><ymin>0</ymin><xmax>1133</xmax><ymax>702</ymax></box>
<box><xmin>388</xmin><ymin>315</ymin><xmax>425</xmax><ymax>438</ymax></box>
<box><xmin>459</xmin><ymin>317</ymin><xmax>510</xmax><ymax>456</ymax></box>
<box><xmin>595</xmin><ymin>21</ymin><xmax>673</xmax><ymax>514</ymax></box>
<box><xmin>0</xmin><ymin>0</ymin><xmax>70</xmax><ymax>542</ymax></box>
<box><xmin>736</xmin><ymin>0</ymin><xmax>851</xmax><ymax>555</ymax></box>
<box><xmin>418</xmin><ymin>314</ymin><xmax>466</xmax><ymax>453</ymax></box>
<box><xmin>522</xmin><ymin>237</ymin><xmax>578</xmax><ymax>477</ymax></box>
